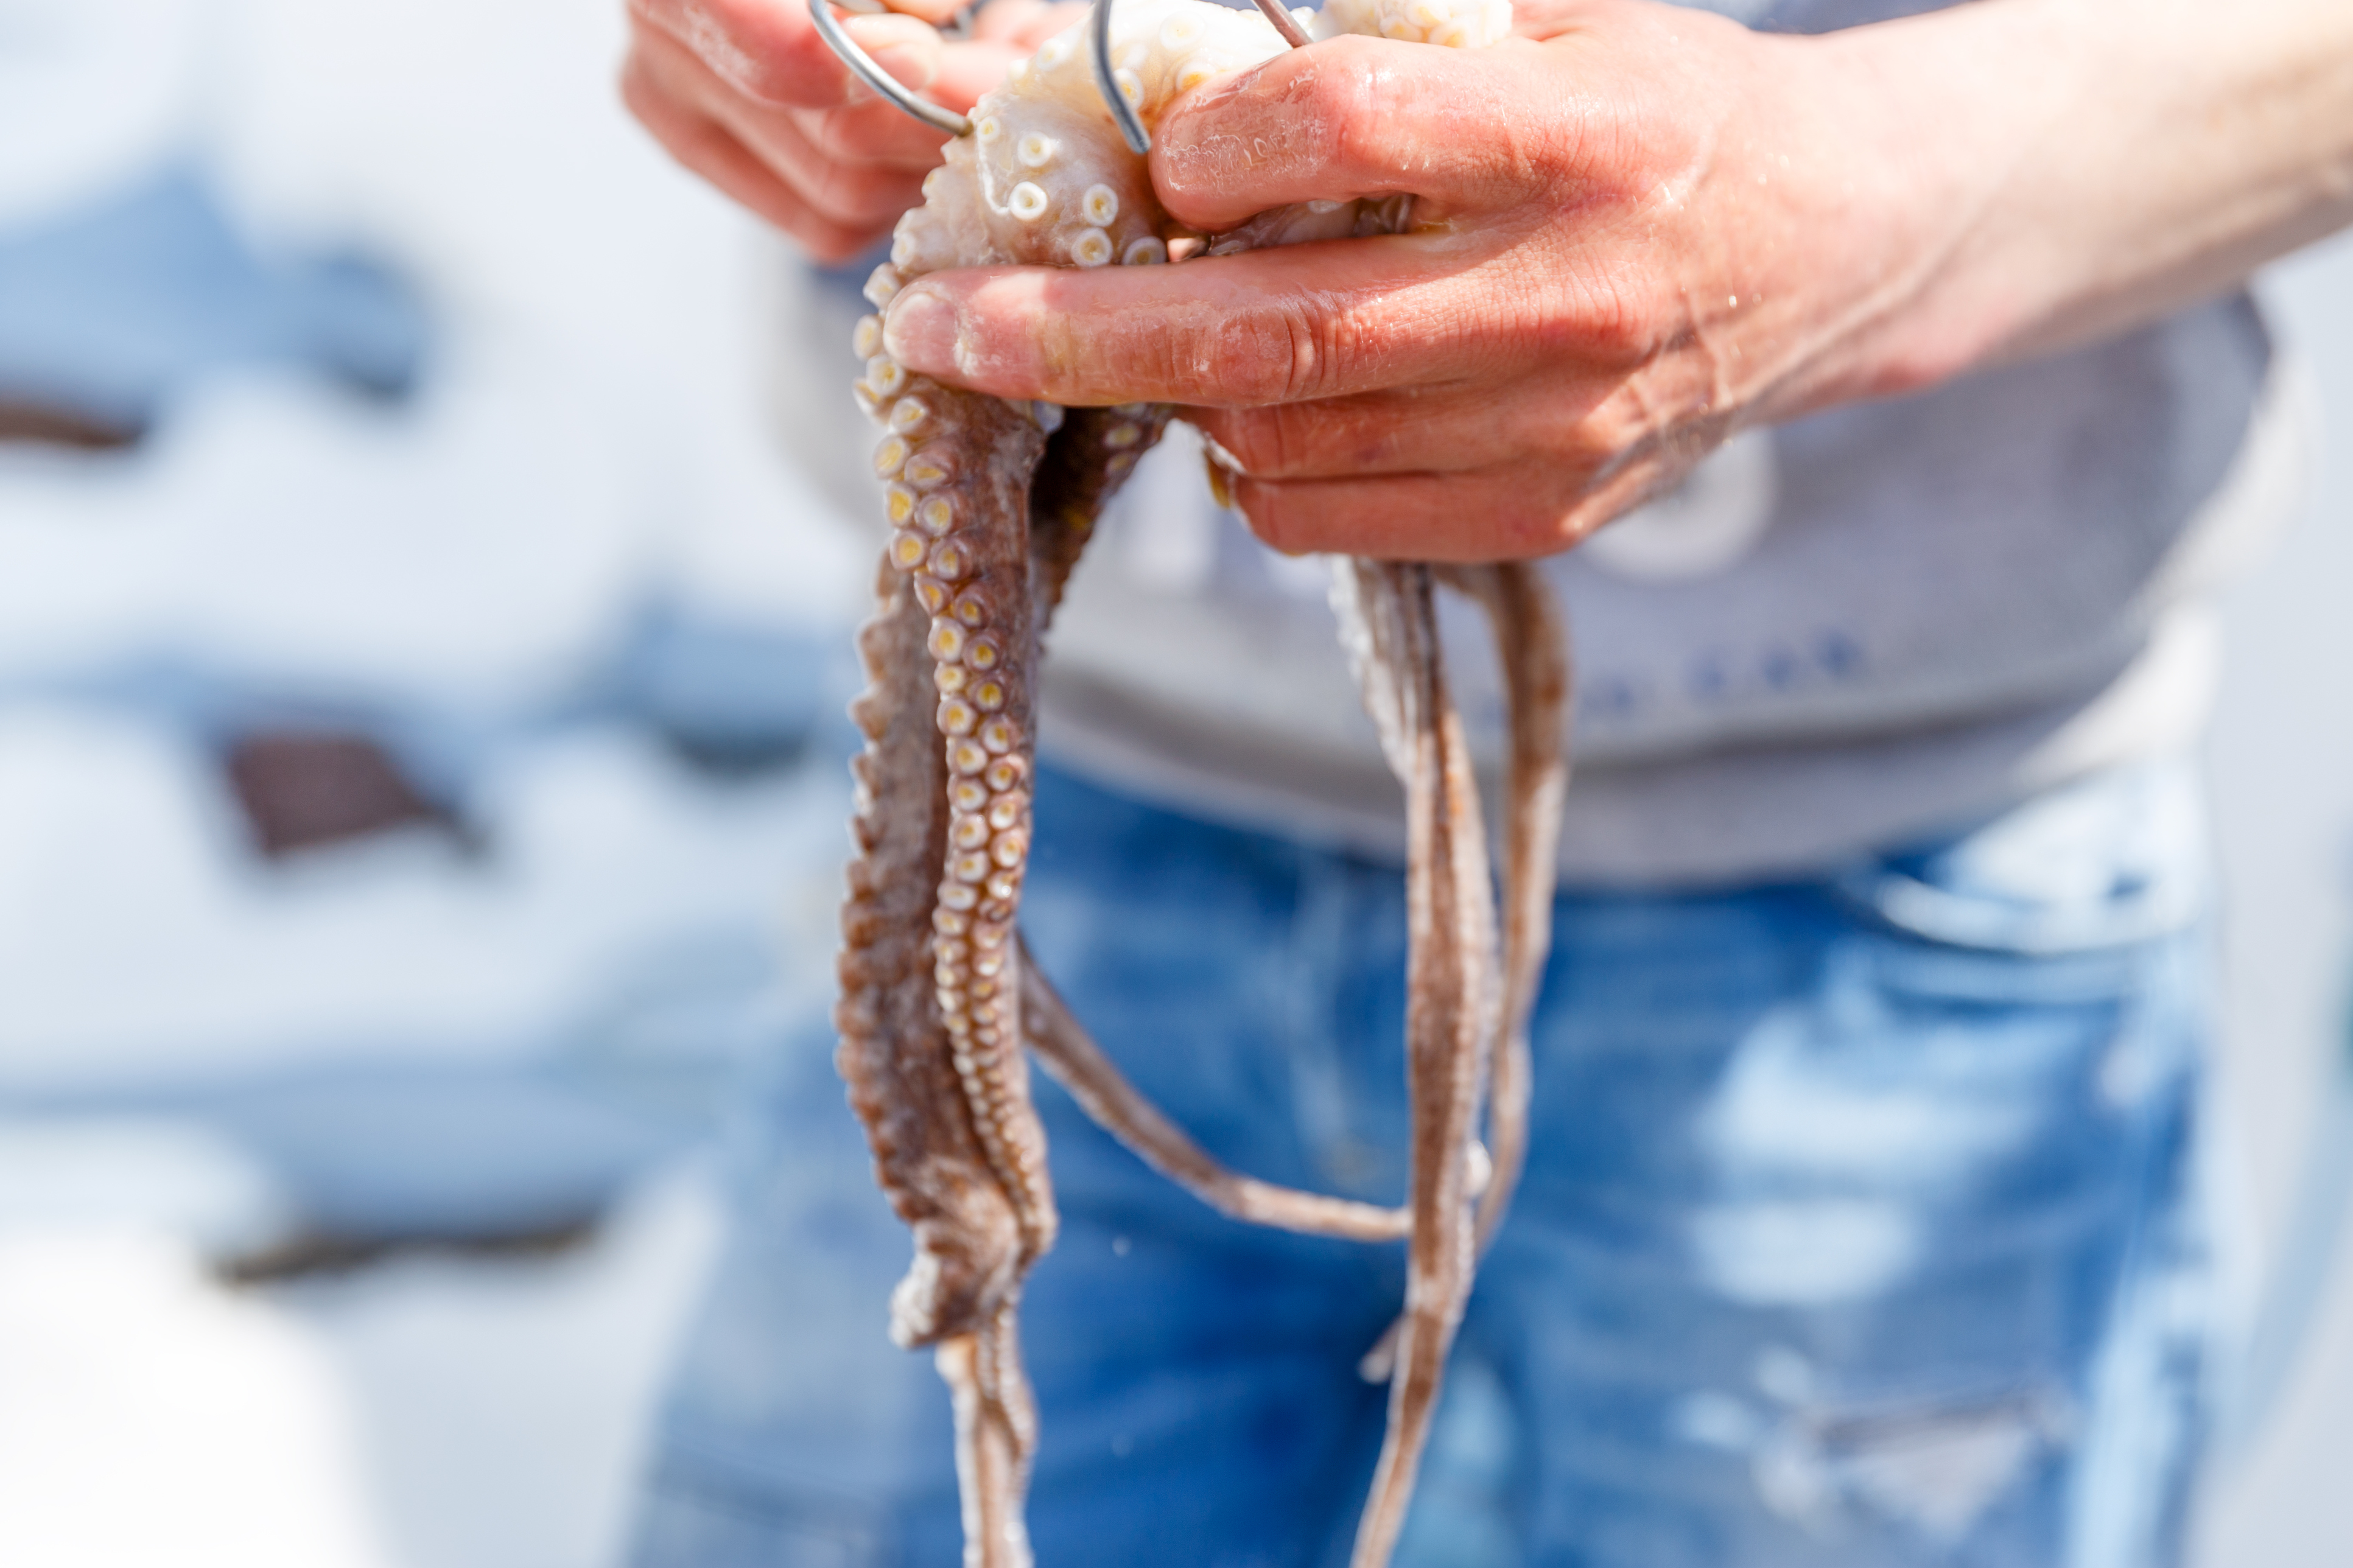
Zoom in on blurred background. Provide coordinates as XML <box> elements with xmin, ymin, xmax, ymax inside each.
<box><xmin>0</xmin><ymin>0</ymin><xmax>2346</xmax><ymax>1564</ymax></box>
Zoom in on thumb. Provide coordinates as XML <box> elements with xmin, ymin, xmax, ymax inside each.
<box><xmin>1150</xmin><ymin>34</ymin><xmax>1552</xmax><ymax>232</ymax></box>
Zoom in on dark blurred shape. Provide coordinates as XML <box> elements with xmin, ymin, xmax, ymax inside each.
<box><xmin>0</xmin><ymin>396</ymin><xmax>146</xmax><ymax>449</ymax></box>
<box><xmin>619</xmin><ymin>604</ymin><xmax>838</xmax><ymax>777</ymax></box>
<box><xmin>224</xmin><ymin>730</ymin><xmax>460</xmax><ymax>857</ymax></box>
<box><xmin>215</xmin><ymin>1212</ymin><xmax>600</xmax><ymax>1286</ymax></box>
<box><xmin>0</xmin><ymin>168</ymin><xmax>430</xmax><ymax>432</ymax></box>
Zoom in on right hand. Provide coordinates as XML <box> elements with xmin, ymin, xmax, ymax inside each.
<box><xmin>623</xmin><ymin>0</ymin><xmax>1085</xmax><ymax>265</ymax></box>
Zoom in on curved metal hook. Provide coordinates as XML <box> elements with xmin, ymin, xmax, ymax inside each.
<box><xmin>807</xmin><ymin>0</ymin><xmax>974</xmax><ymax>138</ymax></box>
<box><xmin>1090</xmin><ymin>0</ymin><xmax>1152</xmax><ymax>156</ymax></box>
<box><xmin>1089</xmin><ymin>0</ymin><xmax>1311</xmax><ymax>154</ymax></box>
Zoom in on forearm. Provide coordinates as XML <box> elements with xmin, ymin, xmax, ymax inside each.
<box><xmin>1812</xmin><ymin>0</ymin><xmax>2353</xmax><ymax>405</ymax></box>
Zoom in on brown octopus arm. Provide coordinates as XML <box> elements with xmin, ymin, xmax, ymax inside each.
<box><xmin>1338</xmin><ymin>561</ymin><xmax>1500</xmax><ymax>1568</ymax></box>
<box><xmin>1020</xmin><ymin>944</ymin><xmax>1413</xmax><ymax>1241</ymax></box>
<box><xmin>838</xmin><ymin>550</ymin><xmax>1031</xmax><ymax>1347</ymax></box>
<box><xmin>837</xmin><ymin>553</ymin><xmax>1039</xmax><ymax>1568</ymax></box>
<box><xmin>1435</xmin><ymin>563</ymin><xmax>1571</xmax><ymax>1257</ymax></box>
<box><xmin>844</xmin><ymin>368</ymin><xmax>1073</xmax><ymax>1567</ymax></box>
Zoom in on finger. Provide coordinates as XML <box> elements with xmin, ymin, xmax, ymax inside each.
<box><xmin>970</xmin><ymin>0</ymin><xmax>1089</xmax><ymax>46</ymax></box>
<box><xmin>1230</xmin><ymin>458</ymin><xmax>1665</xmax><ymax>562</ymax></box>
<box><xmin>633</xmin><ymin>8</ymin><xmax>966</xmax><ymax>170</ymax></box>
<box><xmin>1187</xmin><ymin>373</ymin><xmax>1625</xmax><ymax>480</ymax></box>
<box><xmin>872</xmin><ymin>0</ymin><xmax>967</xmax><ymax>24</ymax></box>
<box><xmin>880</xmin><ymin>233</ymin><xmax>1561</xmax><ymax>406</ymax></box>
<box><xmin>1150</xmin><ymin>35</ymin><xmax>1559</xmax><ymax>231</ymax></box>
<box><xmin>629</xmin><ymin>0</ymin><xmax>941</xmax><ymax>107</ymax></box>
<box><xmin>634</xmin><ymin>27</ymin><xmax>928</xmax><ymax>231</ymax></box>
<box><xmin>623</xmin><ymin>47</ymin><xmax>891</xmax><ymax>262</ymax></box>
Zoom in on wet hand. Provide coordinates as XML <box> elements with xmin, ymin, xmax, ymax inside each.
<box><xmin>623</xmin><ymin>0</ymin><xmax>1086</xmax><ymax>265</ymax></box>
<box><xmin>877</xmin><ymin>0</ymin><xmax>1948</xmax><ymax>559</ymax></box>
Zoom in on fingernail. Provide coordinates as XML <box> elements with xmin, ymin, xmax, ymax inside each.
<box><xmin>883</xmin><ymin>286</ymin><xmax>957</xmax><ymax>376</ymax></box>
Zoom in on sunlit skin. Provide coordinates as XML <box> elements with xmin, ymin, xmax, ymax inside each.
<box><xmin>625</xmin><ymin>0</ymin><xmax>2353</xmax><ymax>558</ymax></box>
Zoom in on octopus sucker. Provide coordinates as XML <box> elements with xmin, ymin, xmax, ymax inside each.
<box><xmin>829</xmin><ymin>1</ymin><xmax>1558</xmax><ymax>1563</ymax></box>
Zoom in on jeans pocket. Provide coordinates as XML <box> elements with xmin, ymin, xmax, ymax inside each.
<box><xmin>1833</xmin><ymin>763</ymin><xmax>2208</xmax><ymax>958</ymax></box>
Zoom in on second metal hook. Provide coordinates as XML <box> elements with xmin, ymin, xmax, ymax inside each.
<box><xmin>1094</xmin><ymin>0</ymin><xmax>1310</xmax><ymax>155</ymax></box>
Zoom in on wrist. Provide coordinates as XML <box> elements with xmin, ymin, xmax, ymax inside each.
<box><xmin>1756</xmin><ymin>0</ymin><xmax>2353</xmax><ymax>419</ymax></box>
<box><xmin>1732</xmin><ymin>5</ymin><xmax>2063</xmax><ymax>420</ymax></box>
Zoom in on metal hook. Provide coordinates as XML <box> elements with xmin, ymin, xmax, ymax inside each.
<box><xmin>1089</xmin><ymin>0</ymin><xmax>1311</xmax><ymax>155</ymax></box>
<box><xmin>1250</xmin><ymin>0</ymin><xmax>1314</xmax><ymax>51</ymax></box>
<box><xmin>807</xmin><ymin>0</ymin><xmax>974</xmax><ymax>138</ymax></box>
<box><xmin>1090</xmin><ymin>0</ymin><xmax>1152</xmax><ymax>155</ymax></box>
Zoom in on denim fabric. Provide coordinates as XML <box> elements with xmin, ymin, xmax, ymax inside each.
<box><xmin>631</xmin><ymin>761</ymin><xmax>2214</xmax><ymax>1568</ymax></box>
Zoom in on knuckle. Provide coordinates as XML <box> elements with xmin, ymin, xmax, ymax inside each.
<box><xmin>1289</xmin><ymin>303</ymin><xmax>1362</xmax><ymax>404</ymax></box>
<box><xmin>1216</xmin><ymin>410</ymin><xmax>1299</xmax><ymax>479</ymax></box>
<box><xmin>1200</xmin><ymin>301</ymin><xmax>1344</xmax><ymax>406</ymax></box>
<box><xmin>1236</xmin><ymin>482</ymin><xmax>1297</xmax><ymax>554</ymax></box>
<box><xmin>1185</xmin><ymin>312</ymin><xmax>1286</xmax><ymax>405</ymax></box>
<box><xmin>1554</xmin><ymin>267</ymin><xmax>1670</xmax><ymax>366</ymax></box>
<box><xmin>1312</xmin><ymin>43</ymin><xmax>1390</xmax><ymax>184</ymax></box>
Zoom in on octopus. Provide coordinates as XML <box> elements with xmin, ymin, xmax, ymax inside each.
<box><xmin>828</xmin><ymin>1</ymin><xmax>1572</xmax><ymax>1563</ymax></box>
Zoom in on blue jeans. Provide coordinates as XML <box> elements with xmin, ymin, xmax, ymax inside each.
<box><xmin>631</xmin><ymin>761</ymin><xmax>2215</xmax><ymax>1567</ymax></box>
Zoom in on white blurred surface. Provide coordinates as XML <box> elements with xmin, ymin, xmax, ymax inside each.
<box><xmin>2192</xmin><ymin>233</ymin><xmax>2353</xmax><ymax>1567</ymax></box>
<box><xmin>0</xmin><ymin>0</ymin><xmax>209</xmax><ymax>226</ymax></box>
<box><xmin>205</xmin><ymin>0</ymin><xmax>868</xmax><ymax>634</ymax></box>
<box><xmin>0</xmin><ymin>710</ymin><xmax>846</xmax><ymax>1090</ymax></box>
<box><xmin>0</xmin><ymin>1161</ymin><xmax>721</xmax><ymax>1568</ymax></box>
<box><xmin>262</xmin><ymin>1166</ymin><xmax>724</xmax><ymax>1568</ymax></box>
<box><xmin>0</xmin><ymin>1227</ymin><xmax>398</xmax><ymax>1568</ymax></box>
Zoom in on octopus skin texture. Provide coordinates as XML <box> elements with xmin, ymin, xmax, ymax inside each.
<box><xmin>830</xmin><ymin>2</ymin><xmax>1570</xmax><ymax>1565</ymax></box>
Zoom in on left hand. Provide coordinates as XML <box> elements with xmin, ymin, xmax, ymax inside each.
<box><xmin>877</xmin><ymin>0</ymin><xmax>1953</xmax><ymax>560</ymax></box>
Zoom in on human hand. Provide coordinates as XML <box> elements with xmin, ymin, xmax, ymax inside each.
<box><xmin>623</xmin><ymin>0</ymin><xmax>1087</xmax><ymax>264</ymax></box>
<box><xmin>869</xmin><ymin>0</ymin><xmax>1963</xmax><ymax>559</ymax></box>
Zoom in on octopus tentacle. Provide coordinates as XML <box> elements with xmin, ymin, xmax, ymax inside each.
<box><xmin>1333</xmin><ymin>560</ymin><xmax>1499</xmax><ymax>1568</ymax></box>
<box><xmin>1434</xmin><ymin>562</ymin><xmax>1571</xmax><ymax>1256</ymax></box>
<box><xmin>939</xmin><ymin>1314</ymin><xmax>1037</xmax><ymax>1568</ymax></box>
<box><xmin>841</xmin><ymin>371</ymin><xmax>1060</xmax><ymax>1552</ymax></box>
<box><xmin>1346</xmin><ymin>563</ymin><xmax>1568</xmax><ymax>1388</ymax></box>
<box><xmin>837</xmin><ymin>553</ymin><xmax>1029</xmax><ymax>1350</ymax></box>
<box><xmin>894</xmin><ymin>377</ymin><xmax>1058</xmax><ymax>1266</ymax></box>
<box><xmin>1020</xmin><ymin>945</ymin><xmax>1412</xmax><ymax>1241</ymax></box>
